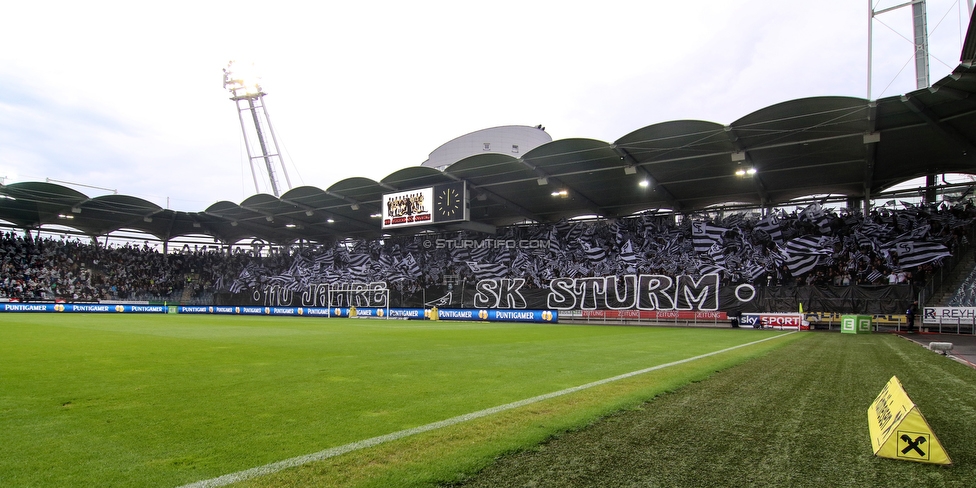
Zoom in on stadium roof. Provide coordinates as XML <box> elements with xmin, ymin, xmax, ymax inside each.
<box><xmin>3</xmin><ymin>16</ymin><xmax>976</xmax><ymax>245</ymax></box>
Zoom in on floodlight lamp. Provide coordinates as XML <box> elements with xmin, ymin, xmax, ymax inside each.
<box><xmin>231</xmin><ymin>221</ymin><xmax>238</xmax><ymax>227</ymax></box>
<box><xmin>224</xmin><ymin>60</ymin><xmax>263</xmax><ymax>95</ymax></box>
<box><xmin>305</xmin><ymin>210</ymin><xmax>314</xmax><ymax>216</ymax></box>
<box><xmin>537</xmin><ymin>177</ymin><xmax>549</xmax><ymax>186</ymax></box>
<box><xmin>350</xmin><ymin>203</ymin><xmax>360</xmax><ymax>211</ymax></box>
<box><xmin>71</xmin><ymin>206</ymin><xmax>81</xmax><ymax>214</ymax></box>
<box><xmin>624</xmin><ymin>165</ymin><xmax>637</xmax><ymax>175</ymax></box>
<box><xmin>143</xmin><ymin>216</ymin><xmax>152</xmax><ymax>223</ymax></box>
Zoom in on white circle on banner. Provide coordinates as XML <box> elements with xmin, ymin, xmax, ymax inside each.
<box><xmin>735</xmin><ymin>284</ymin><xmax>756</xmax><ymax>302</ymax></box>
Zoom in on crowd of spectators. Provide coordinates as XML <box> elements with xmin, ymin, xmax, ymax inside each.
<box><xmin>1</xmin><ymin>200</ymin><xmax>974</xmax><ymax>303</ymax></box>
<box><xmin>0</xmin><ymin>233</ymin><xmax>228</xmax><ymax>302</ymax></box>
<box><xmin>220</xmin><ymin>201</ymin><xmax>975</xmax><ymax>295</ymax></box>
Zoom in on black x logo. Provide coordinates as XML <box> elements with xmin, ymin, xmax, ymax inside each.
<box><xmin>900</xmin><ymin>434</ymin><xmax>927</xmax><ymax>456</ymax></box>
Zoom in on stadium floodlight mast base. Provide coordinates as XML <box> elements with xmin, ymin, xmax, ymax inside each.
<box><xmin>223</xmin><ymin>61</ymin><xmax>292</xmax><ymax>197</ymax></box>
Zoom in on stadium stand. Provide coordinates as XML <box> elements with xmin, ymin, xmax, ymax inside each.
<box><xmin>948</xmin><ymin>263</ymin><xmax>976</xmax><ymax>307</ymax></box>
<box><xmin>0</xmin><ymin>231</ymin><xmax>228</xmax><ymax>303</ymax></box>
<box><xmin>216</xmin><ymin>201</ymin><xmax>973</xmax><ymax>291</ymax></box>
<box><xmin>3</xmin><ymin>201</ymin><xmax>973</xmax><ymax>312</ymax></box>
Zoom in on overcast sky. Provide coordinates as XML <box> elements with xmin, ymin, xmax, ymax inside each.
<box><xmin>1</xmin><ymin>0</ymin><xmax>971</xmax><ymax>212</ymax></box>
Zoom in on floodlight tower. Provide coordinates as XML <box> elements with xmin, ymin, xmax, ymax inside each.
<box><xmin>223</xmin><ymin>61</ymin><xmax>292</xmax><ymax>197</ymax></box>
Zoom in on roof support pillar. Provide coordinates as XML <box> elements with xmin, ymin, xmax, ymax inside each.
<box><xmin>925</xmin><ymin>174</ymin><xmax>938</xmax><ymax>204</ymax></box>
<box><xmin>863</xmin><ymin>102</ymin><xmax>880</xmax><ymax>217</ymax></box>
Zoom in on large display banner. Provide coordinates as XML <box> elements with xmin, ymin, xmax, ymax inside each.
<box><xmin>254</xmin><ymin>282</ymin><xmax>389</xmax><ymax>309</ymax></box>
<box><xmin>545</xmin><ymin>275</ymin><xmax>729</xmax><ymax>310</ymax></box>
<box><xmin>222</xmin><ymin>275</ymin><xmax>913</xmax><ymax>315</ymax></box>
<box><xmin>230</xmin><ymin>275</ymin><xmax>750</xmax><ymax>311</ymax></box>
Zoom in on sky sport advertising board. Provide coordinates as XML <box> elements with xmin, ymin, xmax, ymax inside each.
<box><xmin>381</xmin><ymin>182</ymin><xmax>468</xmax><ymax>229</ymax></box>
<box><xmin>740</xmin><ymin>313</ymin><xmax>809</xmax><ymax>330</ymax></box>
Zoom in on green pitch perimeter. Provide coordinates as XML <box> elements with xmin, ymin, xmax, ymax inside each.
<box><xmin>0</xmin><ymin>314</ymin><xmax>799</xmax><ymax>487</ymax></box>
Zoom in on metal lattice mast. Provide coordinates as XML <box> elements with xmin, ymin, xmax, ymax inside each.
<box><xmin>867</xmin><ymin>0</ymin><xmax>932</xmax><ymax>99</ymax></box>
<box><xmin>911</xmin><ymin>0</ymin><xmax>931</xmax><ymax>90</ymax></box>
<box><xmin>223</xmin><ymin>61</ymin><xmax>292</xmax><ymax>197</ymax></box>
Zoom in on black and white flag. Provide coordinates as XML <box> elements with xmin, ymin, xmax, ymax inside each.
<box><xmin>691</xmin><ymin>221</ymin><xmax>727</xmax><ymax>252</ymax></box>
<box><xmin>885</xmin><ymin>241</ymin><xmax>951</xmax><ymax>268</ymax></box>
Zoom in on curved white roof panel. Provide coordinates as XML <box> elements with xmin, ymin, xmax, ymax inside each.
<box><xmin>421</xmin><ymin>125</ymin><xmax>552</xmax><ymax>170</ymax></box>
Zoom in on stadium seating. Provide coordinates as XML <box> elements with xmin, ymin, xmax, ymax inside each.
<box><xmin>2</xmin><ymin>201</ymin><xmax>974</xmax><ymax>306</ymax></box>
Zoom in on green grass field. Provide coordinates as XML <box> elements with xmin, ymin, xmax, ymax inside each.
<box><xmin>1</xmin><ymin>314</ymin><xmax>973</xmax><ymax>487</ymax></box>
<box><xmin>0</xmin><ymin>314</ymin><xmax>793</xmax><ymax>487</ymax></box>
<box><xmin>451</xmin><ymin>331</ymin><xmax>976</xmax><ymax>488</ymax></box>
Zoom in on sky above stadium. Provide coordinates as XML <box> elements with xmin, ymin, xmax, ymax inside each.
<box><xmin>0</xmin><ymin>0</ymin><xmax>972</xmax><ymax>212</ymax></box>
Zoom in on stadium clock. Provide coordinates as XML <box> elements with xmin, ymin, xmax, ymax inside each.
<box><xmin>436</xmin><ymin>186</ymin><xmax>461</xmax><ymax>218</ymax></box>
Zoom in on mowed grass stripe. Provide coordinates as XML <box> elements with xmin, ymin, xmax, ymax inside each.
<box><xmin>0</xmin><ymin>314</ymin><xmax>792</xmax><ymax>487</ymax></box>
<box><xmin>452</xmin><ymin>333</ymin><xmax>976</xmax><ymax>488</ymax></box>
<box><xmin>180</xmin><ymin>332</ymin><xmax>796</xmax><ymax>487</ymax></box>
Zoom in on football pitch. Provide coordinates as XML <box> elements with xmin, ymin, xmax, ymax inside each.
<box><xmin>2</xmin><ymin>315</ymin><xmax>973</xmax><ymax>487</ymax></box>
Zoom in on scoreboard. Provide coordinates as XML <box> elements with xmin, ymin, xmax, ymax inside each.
<box><xmin>381</xmin><ymin>182</ymin><xmax>468</xmax><ymax>229</ymax></box>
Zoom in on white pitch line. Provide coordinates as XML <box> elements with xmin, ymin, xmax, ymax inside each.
<box><xmin>179</xmin><ymin>331</ymin><xmax>795</xmax><ymax>488</ymax></box>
